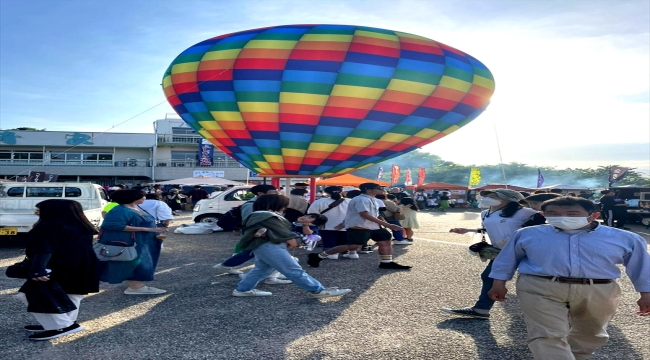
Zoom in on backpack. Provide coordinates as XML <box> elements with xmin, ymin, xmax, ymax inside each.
<box><xmin>217</xmin><ymin>206</ymin><xmax>243</xmax><ymax>231</ymax></box>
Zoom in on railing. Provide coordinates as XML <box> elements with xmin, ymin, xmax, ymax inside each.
<box><xmin>157</xmin><ymin>134</ymin><xmax>203</xmax><ymax>144</ymax></box>
<box><xmin>155</xmin><ymin>160</ymin><xmax>243</xmax><ymax>168</ymax></box>
<box><xmin>0</xmin><ymin>159</ymin><xmax>243</xmax><ymax>168</ymax></box>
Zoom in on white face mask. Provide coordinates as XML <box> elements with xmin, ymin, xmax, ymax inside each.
<box><xmin>545</xmin><ymin>216</ymin><xmax>590</xmax><ymax>230</ymax></box>
<box><xmin>479</xmin><ymin>197</ymin><xmax>502</xmax><ymax>208</ymax></box>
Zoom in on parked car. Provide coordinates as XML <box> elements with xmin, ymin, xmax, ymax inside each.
<box><xmin>0</xmin><ymin>182</ymin><xmax>109</xmax><ymax>240</ymax></box>
<box><xmin>192</xmin><ymin>186</ymin><xmax>253</xmax><ymax>224</ymax></box>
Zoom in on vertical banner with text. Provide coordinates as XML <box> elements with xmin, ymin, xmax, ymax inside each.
<box><xmin>417</xmin><ymin>167</ymin><xmax>426</xmax><ymax>187</ymax></box>
<box><xmin>391</xmin><ymin>164</ymin><xmax>400</xmax><ymax>184</ymax></box>
<box><xmin>198</xmin><ymin>139</ymin><xmax>214</xmax><ymax>166</ymax></box>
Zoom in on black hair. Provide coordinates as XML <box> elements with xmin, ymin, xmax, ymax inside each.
<box><xmin>145</xmin><ymin>193</ymin><xmax>161</xmax><ymax>200</ymax></box>
<box><xmin>324</xmin><ymin>186</ymin><xmax>343</xmax><ymax>200</ymax></box>
<box><xmin>250</xmin><ymin>184</ymin><xmax>277</xmax><ymax>195</ymax></box>
<box><xmin>399</xmin><ymin>197</ymin><xmax>418</xmax><ymax>211</ymax></box>
<box><xmin>359</xmin><ymin>182</ymin><xmax>382</xmax><ymax>193</ymax></box>
<box><xmin>526</xmin><ymin>193</ymin><xmax>562</xmax><ymax>202</ymax></box>
<box><xmin>541</xmin><ymin>196</ymin><xmax>597</xmax><ymax>214</ymax></box>
<box><xmin>500</xmin><ymin>201</ymin><xmax>524</xmax><ymax>218</ymax></box>
<box><xmin>291</xmin><ymin>188</ymin><xmax>308</xmax><ymax>196</ymax></box>
<box><xmin>387</xmin><ymin>194</ymin><xmax>397</xmax><ymax>200</ymax></box>
<box><xmin>110</xmin><ymin>189</ymin><xmax>146</xmax><ymax>204</ymax></box>
<box><xmin>304</xmin><ymin>213</ymin><xmax>328</xmax><ymax>228</ymax></box>
<box><xmin>346</xmin><ymin>190</ymin><xmax>361</xmax><ymax>199</ymax></box>
<box><xmin>35</xmin><ymin>199</ymin><xmax>97</xmax><ymax>234</ymax></box>
<box><xmin>253</xmin><ymin>194</ymin><xmax>289</xmax><ymax>212</ymax></box>
<box><xmin>375</xmin><ymin>194</ymin><xmax>387</xmax><ymax>200</ymax></box>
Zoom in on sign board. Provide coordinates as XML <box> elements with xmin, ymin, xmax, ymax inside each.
<box><xmin>28</xmin><ymin>171</ymin><xmax>47</xmax><ymax>182</ymax></box>
<box><xmin>193</xmin><ymin>170</ymin><xmax>224</xmax><ymax>178</ymax></box>
<box><xmin>249</xmin><ymin>171</ymin><xmax>258</xmax><ymax>177</ymax></box>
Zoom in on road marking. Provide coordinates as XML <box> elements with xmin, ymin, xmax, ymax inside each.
<box><xmin>412</xmin><ymin>237</ymin><xmax>468</xmax><ymax>246</ymax></box>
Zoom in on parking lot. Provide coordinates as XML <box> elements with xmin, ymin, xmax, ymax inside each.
<box><xmin>1</xmin><ymin>210</ymin><xmax>648</xmax><ymax>360</ymax></box>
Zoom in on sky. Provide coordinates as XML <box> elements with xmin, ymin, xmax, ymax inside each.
<box><xmin>1</xmin><ymin>0</ymin><xmax>649</xmax><ymax>173</ymax></box>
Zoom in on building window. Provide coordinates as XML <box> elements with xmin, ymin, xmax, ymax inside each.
<box><xmin>172</xmin><ymin>127</ymin><xmax>197</xmax><ymax>135</ymax></box>
<box><xmin>171</xmin><ymin>151</ymin><xmax>197</xmax><ymax>160</ymax></box>
<box><xmin>0</xmin><ymin>151</ymin><xmax>10</xmax><ymax>160</ymax></box>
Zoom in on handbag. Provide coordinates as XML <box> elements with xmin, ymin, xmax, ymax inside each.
<box><xmin>394</xmin><ymin>210</ymin><xmax>406</xmax><ymax>220</ymax></box>
<box><xmin>93</xmin><ymin>230</ymin><xmax>138</xmax><ymax>261</ymax></box>
<box><xmin>6</xmin><ymin>257</ymin><xmax>31</xmax><ymax>279</ymax></box>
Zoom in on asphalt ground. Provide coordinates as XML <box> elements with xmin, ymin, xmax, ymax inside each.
<box><xmin>1</xmin><ymin>209</ymin><xmax>648</xmax><ymax>360</ymax></box>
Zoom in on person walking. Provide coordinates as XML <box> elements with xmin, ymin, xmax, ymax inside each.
<box><xmin>414</xmin><ymin>190</ymin><xmax>428</xmax><ymax>211</ymax></box>
<box><xmin>139</xmin><ymin>194</ymin><xmax>174</xmax><ymax>228</ymax></box>
<box><xmin>188</xmin><ymin>185</ymin><xmax>210</xmax><ymax>206</ymax></box>
<box><xmin>165</xmin><ymin>189</ymin><xmax>183</xmax><ymax>215</ymax></box>
<box><xmin>98</xmin><ymin>189</ymin><xmax>168</xmax><ymax>295</ymax></box>
<box><xmin>488</xmin><ymin>196</ymin><xmax>650</xmax><ymax>359</ymax></box>
<box><xmin>306</xmin><ymin>186</ymin><xmax>349</xmax><ymax>260</ymax></box>
<box><xmin>233</xmin><ymin>194</ymin><xmax>351</xmax><ymax>298</ymax></box>
<box><xmin>441</xmin><ymin>189</ymin><xmax>540</xmax><ymax>318</ymax></box>
<box><xmin>307</xmin><ymin>183</ymin><xmax>411</xmax><ymax>270</ymax></box>
<box><xmin>14</xmin><ymin>199</ymin><xmax>100</xmax><ymax>341</ymax></box>
<box><xmin>377</xmin><ymin>194</ymin><xmax>408</xmax><ymax>245</ymax></box>
<box><xmin>438</xmin><ymin>190</ymin><xmax>450</xmax><ymax>212</ymax></box>
<box><xmin>397</xmin><ymin>197</ymin><xmax>419</xmax><ymax>242</ymax></box>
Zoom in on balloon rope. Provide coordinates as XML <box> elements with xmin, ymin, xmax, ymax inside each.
<box><xmin>7</xmin><ymin>68</ymin><xmax>232</xmax><ymax>180</ymax></box>
<box><xmin>493</xmin><ymin>120</ymin><xmax>508</xmax><ymax>188</ymax></box>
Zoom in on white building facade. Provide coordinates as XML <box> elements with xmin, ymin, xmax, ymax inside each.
<box><xmin>0</xmin><ymin>115</ymin><xmax>258</xmax><ymax>186</ymax></box>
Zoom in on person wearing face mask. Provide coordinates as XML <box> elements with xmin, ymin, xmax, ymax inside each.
<box><xmin>488</xmin><ymin>197</ymin><xmax>650</xmax><ymax>360</ymax></box>
<box><xmin>442</xmin><ymin>189</ymin><xmax>540</xmax><ymax>319</ymax></box>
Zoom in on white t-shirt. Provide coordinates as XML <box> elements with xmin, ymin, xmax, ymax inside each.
<box><xmin>481</xmin><ymin>207</ymin><xmax>537</xmax><ymax>249</ymax></box>
<box><xmin>345</xmin><ymin>194</ymin><xmax>380</xmax><ymax>230</ymax></box>
<box><xmin>307</xmin><ymin>197</ymin><xmax>349</xmax><ymax>231</ymax></box>
<box><xmin>139</xmin><ymin>200</ymin><xmax>173</xmax><ymax>222</ymax></box>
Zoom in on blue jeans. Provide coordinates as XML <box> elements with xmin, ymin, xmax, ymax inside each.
<box><xmin>387</xmin><ymin>220</ymin><xmax>404</xmax><ymax>240</ymax></box>
<box><xmin>236</xmin><ymin>242</ymin><xmax>324</xmax><ymax>293</ymax></box>
<box><xmin>222</xmin><ymin>250</ymin><xmax>254</xmax><ymax>267</ymax></box>
<box><xmin>474</xmin><ymin>260</ymin><xmax>495</xmax><ymax>310</ymax></box>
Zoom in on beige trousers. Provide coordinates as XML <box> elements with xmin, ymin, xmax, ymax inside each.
<box><xmin>516</xmin><ymin>274</ymin><xmax>621</xmax><ymax>360</ymax></box>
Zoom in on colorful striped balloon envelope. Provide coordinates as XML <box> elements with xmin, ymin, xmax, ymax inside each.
<box><xmin>162</xmin><ymin>24</ymin><xmax>495</xmax><ymax>177</ymax></box>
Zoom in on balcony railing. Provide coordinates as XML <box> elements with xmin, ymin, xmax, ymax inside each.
<box><xmin>0</xmin><ymin>159</ymin><xmax>243</xmax><ymax>168</ymax></box>
<box><xmin>157</xmin><ymin>134</ymin><xmax>203</xmax><ymax>144</ymax></box>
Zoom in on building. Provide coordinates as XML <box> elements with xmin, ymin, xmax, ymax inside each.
<box><xmin>0</xmin><ymin>114</ymin><xmax>257</xmax><ymax>186</ymax></box>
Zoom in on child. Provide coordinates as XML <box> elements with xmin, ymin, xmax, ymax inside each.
<box><xmin>397</xmin><ymin>197</ymin><xmax>419</xmax><ymax>243</ymax></box>
<box><xmin>294</xmin><ymin>213</ymin><xmax>328</xmax><ymax>250</ymax></box>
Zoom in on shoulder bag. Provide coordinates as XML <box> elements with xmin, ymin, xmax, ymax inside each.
<box><xmin>320</xmin><ymin>198</ymin><xmax>345</xmax><ymax>215</ymax></box>
<box><xmin>93</xmin><ymin>230</ymin><xmax>138</xmax><ymax>262</ymax></box>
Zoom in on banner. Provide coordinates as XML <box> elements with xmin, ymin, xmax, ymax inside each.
<box><xmin>609</xmin><ymin>166</ymin><xmax>629</xmax><ymax>186</ymax></box>
<box><xmin>405</xmin><ymin>169</ymin><xmax>413</xmax><ymax>186</ymax></box>
<box><xmin>376</xmin><ymin>166</ymin><xmax>384</xmax><ymax>181</ymax></box>
<box><xmin>537</xmin><ymin>169</ymin><xmax>545</xmax><ymax>188</ymax></box>
<box><xmin>27</xmin><ymin>171</ymin><xmax>46</xmax><ymax>182</ymax></box>
<box><xmin>198</xmin><ymin>139</ymin><xmax>214</xmax><ymax>166</ymax></box>
<box><xmin>390</xmin><ymin>164</ymin><xmax>400</xmax><ymax>184</ymax></box>
<box><xmin>417</xmin><ymin>167</ymin><xmax>426</xmax><ymax>187</ymax></box>
<box><xmin>468</xmin><ymin>167</ymin><xmax>481</xmax><ymax>187</ymax></box>
<box><xmin>193</xmin><ymin>170</ymin><xmax>224</xmax><ymax>178</ymax></box>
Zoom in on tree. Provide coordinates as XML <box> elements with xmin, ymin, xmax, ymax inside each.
<box><xmin>6</xmin><ymin>127</ymin><xmax>46</xmax><ymax>131</ymax></box>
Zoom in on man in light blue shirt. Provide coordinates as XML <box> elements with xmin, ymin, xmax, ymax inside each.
<box><xmin>488</xmin><ymin>197</ymin><xmax>650</xmax><ymax>360</ymax></box>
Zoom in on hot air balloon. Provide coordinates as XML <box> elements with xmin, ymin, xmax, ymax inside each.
<box><xmin>162</xmin><ymin>25</ymin><xmax>494</xmax><ymax>177</ymax></box>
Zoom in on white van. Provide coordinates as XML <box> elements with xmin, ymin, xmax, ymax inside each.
<box><xmin>0</xmin><ymin>182</ymin><xmax>109</xmax><ymax>238</ymax></box>
<box><xmin>192</xmin><ymin>186</ymin><xmax>253</xmax><ymax>224</ymax></box>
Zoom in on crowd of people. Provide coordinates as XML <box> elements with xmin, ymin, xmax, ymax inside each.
<box><xmin>7</xmin><ymin>180</ymin><xmax>649</xmax><ymax>360</ymax></box>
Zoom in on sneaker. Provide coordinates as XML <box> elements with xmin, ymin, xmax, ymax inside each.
<box><xmin>263</xmin><ymin>278</ymin><xmax>293</xmax><ymax>285</ymax></box>
<box><xmin>378</xmin><ymin>262</ymin><xmax>412</xmax><ymax>270</ymax></box>
<box><xmin>359</xmin><ymin>246</ymin><xmax>373</xmax><ymax>254</ymax></box>
<box><xmin>326</xmin><ymin>254</ymin><xmax>339</xmax><ymax>260</ymax></box>
<box><xmin>440</xmin><ymin>307</ymin><xmax>490</xmax><ymax>319</ymax></box>
<box><xmin>24</xmin><ymin>324</ymin><xmax>45</xmax><ymax>332</ymax></box>
<box><xmin>28</xmin><ymin>323</ymin><xmax>84</xmax><ymax>341</ymax></box>
<box><xmin>213</xmin><ymin>263</ymin><xmax>244</xmax><ymax>275</ymax></box>
<box><xmin>123</xmin><ymin>286</ymin><xmax>167</xmax><ymax>295</ymax></box>
<box><xmin>393</xmin><ymin>240</ymin><xmax>411</xmax><ymax>245</ymax></box>
<box><xmin>307</xmin><ymin>253</ymin><xmax>324</xmax><ymax>268</ymax></box>
<box><xmin>232</xmin><ymin>289</ymin><xmax>272</xmax><ymax>297</ymax></box>
<box><xmin>276</xmin><ymin>273</ymin><xmax>289</xmax><ymax>280</ymax></box>
<box><xmin>308</xmin><ymin>287</ymin><xmax>352</xmax><ymax>298</ymax></box>
<box><xmin>340</xmin><ymin>252</ymin><xmax>359</xmax><ymax>259</ymax></box>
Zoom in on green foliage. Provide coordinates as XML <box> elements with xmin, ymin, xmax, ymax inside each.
<box><xmin>353</xmin><ymin>150</ymin><xmax>650</xmax><ymax>188</ymax></box>
<box><xmin>6</xmin><ymin>127</ymin><xmax>46</xmax><ymax>131</ymax></box>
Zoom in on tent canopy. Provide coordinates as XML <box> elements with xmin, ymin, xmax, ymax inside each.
<box><xmin>415</xmin><ymin>181</ymin><xmax>467</xmax><ymax>190</ymax></box>
<box><xmin>316</xmin><ymin>174</ymin><xmax>391</xmax><ymax>187</ymax></box>
<box><xmin>153</xmin><ymin>177</ymin><xmax>246</xmax><ymax>186</ymax></box>
<box><xmin>472</xmin><ymin>183</ymin><xmax>534</xmax><ymax>192</ymax></box>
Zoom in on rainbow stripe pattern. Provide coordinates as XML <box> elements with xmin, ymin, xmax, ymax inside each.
<box><xmin>163</xmin><ymin>25</ymin><xmax>495</xmax><ymax>176</ymax></box>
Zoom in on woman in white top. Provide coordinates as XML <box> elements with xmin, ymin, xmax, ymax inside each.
<box><xmin>441</xmin><ymin>189</ymin><xmax>541</xmax><ymax>319</ymax></box>
<box><xmin>306</xmin><ymin>186</ymin><xmax>349</xmax><ymax>260</ymax></box>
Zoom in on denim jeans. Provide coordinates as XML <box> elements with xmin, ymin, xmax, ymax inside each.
<box><xmin>474</xmin><ymin>260</ymin><xmax>495</xmax><ymax>310</ymax></box>
<box><xmin>236</xmin><ymin>242</ymin><xmax>324</xmax><ymax>293</ymax></box>
<box><xmin>387</xmin><ymin>220</ymin><xmax>404</xmax><ymax>240</ymax></box>
<box><xmin>222</xmin><ymin>250</ymin><xmax>254</xmax><ymax>267</ymax></box>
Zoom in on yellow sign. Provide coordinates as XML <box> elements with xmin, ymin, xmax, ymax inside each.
<box><xmin>469</xmin><ymin>168</ymin><xmax>481</xmax><ymax>187</ymax></box>
<box><xmin>0</xmin><ymin>228</ymin><xmax>18</xmax><ymax>236</ymax></box>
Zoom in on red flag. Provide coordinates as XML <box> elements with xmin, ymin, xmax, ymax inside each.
<box><xmin>391</xmin><ymin>164</ymin><xmax>400</xmax><ymax>184</ymax></box>
<box><xmin>417</xmin><ymin>167</ymin><xmax>426</xmax><ymax>186</ymax></box>
<box><xmin>405</xmin><ymin>169</ymin><xmax>413</xmax><ymax>186</ymax></box>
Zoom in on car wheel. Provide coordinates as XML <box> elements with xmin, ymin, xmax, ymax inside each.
<box><xmin>194</xmin><ymin>214</ymin><xmax>220</xmax><ymax>224</ymax></box>
<box><xmin>641</xmin><ymin>217</ymin><xmax>650</xmax><ymax>226</ymax></box>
